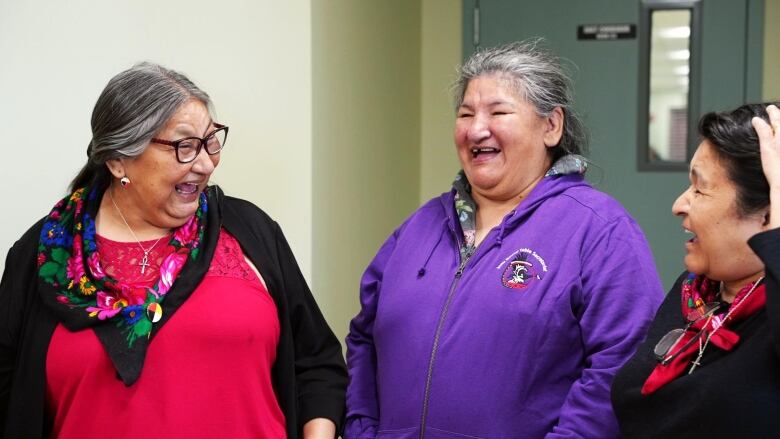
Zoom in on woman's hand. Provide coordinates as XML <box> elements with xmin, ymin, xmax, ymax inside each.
<box><xmin>754</xmin><ymin>104</ymin><xmax>780</xmax><ymax>187</ymax></box>
<box><xmin>303</xmin><ymin>417</ymin><xmax>337</xmax><ymax>439</ymax></box>
<box><xmin>753</xmin><ymin>104</ymin><xmax>780</xmax><ymax>229</ymax></box>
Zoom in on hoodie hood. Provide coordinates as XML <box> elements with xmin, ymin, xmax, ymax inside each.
<box><xmin>446</xmin><ymin>154</ymin><xmax>590</xmax><ymax>255</ymax></box>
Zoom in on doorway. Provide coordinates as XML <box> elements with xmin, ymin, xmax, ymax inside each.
<box><xmin>462</xmin><ymin>0</ymin><xmax>764</xmax><ymax>287</ymax></box>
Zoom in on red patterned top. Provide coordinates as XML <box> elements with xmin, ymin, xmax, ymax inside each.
<box><xmin>46</xmin><ymin>229</ymin><xmax>285</xmax><ymax>438</ymax></box>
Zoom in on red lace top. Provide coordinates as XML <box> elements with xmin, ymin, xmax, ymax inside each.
<box><xmin>46</xmin><ymin>229</ymin><xmax>286</xmax><ymax>438</ymax></box>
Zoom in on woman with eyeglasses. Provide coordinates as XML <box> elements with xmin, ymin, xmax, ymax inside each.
<box><xmin>0</xmin><ymin>63</ymin><xmax>346</xmax><ymax>438</ymax></box>
<box><xmin>611</xmin><ymin>103</ymin><xmax>780</xmax><ymax>437</ymax></box>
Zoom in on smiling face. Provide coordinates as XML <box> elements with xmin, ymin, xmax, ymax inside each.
<box><xmin>672</xmin><ymin>140</ymin><xmax>766</xmax><ymax>284</ymax></box>
<box><xmin>454</xmin><ymin>74</ymin><xmax>563</xmax><ymax>203</ymax></box>
<box><xmin>107</xmin><ymin>99</ymin><xmax>220</xmax><ymax>230</ymax></box>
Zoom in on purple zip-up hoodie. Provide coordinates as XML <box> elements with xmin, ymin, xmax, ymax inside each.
<box><xmin>345</xmin><ymin>174</ymin><xmax>664</xmax><ymax>439</ymax></box>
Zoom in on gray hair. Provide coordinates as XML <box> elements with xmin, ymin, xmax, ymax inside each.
<box><xmin>453</xmin><ymin>39</ymin><xmax>587</xmax><ymax>159</ymax></box>
<box><xmin>70</xmin><ymin>62</ymin><xmax>212</xmax><ymax>191</ymax></box>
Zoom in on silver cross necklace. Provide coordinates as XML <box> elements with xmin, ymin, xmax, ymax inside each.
<box><xmin>688</xmin><ymin>275</ymin><xmax>764</xmax><ymax>374</ymax></box>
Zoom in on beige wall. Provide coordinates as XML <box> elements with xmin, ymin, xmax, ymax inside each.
<box><xmin>420</xmin><ymin>0</ymin><xmax>463</xmax><ymax>202</ymax></box>
<box><xmin>764</xmin><ymin>0</ymin><xmax>780</xmax><ymax>100</ymax></box>
<box><xmin>0</xmin><ymin>0</ymin><xmax>465</xmax><ymax>345</ymax></box>
<box><xmin>0</xmin><ymin>0</ymin><xmax>464</xmax><ymax>346</ymax></box>
<box><xmin>311</xmin><ymin>1</ymin><xmax>423</xmax><ymax>342</ymax></box>
<box><xmin>8</xmin><ymin>0</ymin><xmax>776</xmax><ymax>361</ymax></box>
<box><xmin>0</xmin><ymin>1</ymin><xmax>314</xmax><ymax>279</ymax></box>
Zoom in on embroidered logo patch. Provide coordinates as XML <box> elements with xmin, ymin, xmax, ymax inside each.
<box><xmin>498</xmin><ymin>248</ymin><xmax>548</xmax><ymax>290</ymax></box>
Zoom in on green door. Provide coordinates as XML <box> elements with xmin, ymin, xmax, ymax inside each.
<box><xmin>463</xmin><ymin>0</ymin><xmax>764</xmax><ymax>288</ymax></box>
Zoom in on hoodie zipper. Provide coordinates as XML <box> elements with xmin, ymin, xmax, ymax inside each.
<box><xmin>418</xmin><ymin>252</ymin><xmax>471</xmax><ymax>439</ymax></box>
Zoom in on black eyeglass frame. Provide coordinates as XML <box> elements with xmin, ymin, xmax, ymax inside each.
<box><xmin>653</xmin><ymin>302</ymin><xmax>722</xmax><ymax>365</ymax></box>
<box><xmin>151</xmin><ymin>123</ymin><xmax>229</xmax><ymax>164</ymax></box>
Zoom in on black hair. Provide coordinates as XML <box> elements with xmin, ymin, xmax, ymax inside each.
<box><xmin>698</xmin><ymin>102</ymin><xmax>779</xmax><ymax>217</ymax></box>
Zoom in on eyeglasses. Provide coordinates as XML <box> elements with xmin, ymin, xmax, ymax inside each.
<box><xmin>653</xmin><ymin>302</ymin><xmax>722</xmax><ymax>365</ymax></box>
<box><xmin>151</xmin><ymin>123</ymin><xmax>228</xmax><ymax>164</ymax></box>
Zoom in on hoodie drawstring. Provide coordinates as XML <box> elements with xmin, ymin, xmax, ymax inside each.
<box><xmin>496</xmin><ymin>215</ymin><xmax>510</xmax><ymax>246</ymax></box>
<box><xmin>417</xmin><ymin>219</ymin><xmax>448</xmax><ymax>278</ymax></box>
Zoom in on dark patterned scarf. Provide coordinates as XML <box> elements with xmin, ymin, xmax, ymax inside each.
<box><xmin>37</xmin><ymin>186</ymin><xmax>220</xmax><ymax>385</ymax></box>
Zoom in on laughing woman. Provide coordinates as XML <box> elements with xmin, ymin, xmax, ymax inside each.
<box><xmin>611</xmin><ymin>103</ymin><xmax>780</xmax><ymax>437</ymax></box>
<box><xmin>0</xmin><ymin>63</ymin><xmax>346</xmax><ymax>438</ymax></box>
<box><xmin>345</xmin><ymin>40</ymin><xmax>664</xmax><ymax>438</ymax></box>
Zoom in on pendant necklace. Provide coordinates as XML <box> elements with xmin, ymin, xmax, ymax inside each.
<box><xmin>688</xmin><ymin>276</ymin><xmax>764</xmax><ymax>374</ymax></box>
<box><xmin>108</xmin><ymin>191</ymin><xmax>166</xmax><ymax>275</ymax></box>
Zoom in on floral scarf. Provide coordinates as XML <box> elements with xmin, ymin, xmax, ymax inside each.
<box><xmin>641</xmin><ymin>273</ymin><xmax>766</xmax><ymax>395</ymax></box>
<box><xmin>38</xmin><ymin>186</ymin><xmax>217</xmax><ymax>385</ymax></box>
<box><xmin>452</xmin><ymin>154</ymin><xmax>588</xmax><ymax>262</ymax></box>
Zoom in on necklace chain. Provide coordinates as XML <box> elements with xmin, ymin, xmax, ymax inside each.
<box><xmin>688</xmin><ymin>276</ymin><xmax>764</xmax><ymax>374</ymax></box>
<box><xmin>108</xmin><ymin>190</ymin><xmax>166</xmax><ymax>274</ymax></box>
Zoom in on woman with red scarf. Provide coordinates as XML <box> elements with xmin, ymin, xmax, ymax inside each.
<box><xmin>0</xmin><ymin>63</ymin><xmax>346</xmax><ymax>438</ymax></box>
<box><xmin>611</xmin><ymin>103</ymin><xmax>780</xmax><ymax>436</ymax></box>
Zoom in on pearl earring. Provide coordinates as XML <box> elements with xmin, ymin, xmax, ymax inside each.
<box><xmin>120</xmin><ymin>177</ymin><xmax>131</xmax><ymax>187</ymax></box>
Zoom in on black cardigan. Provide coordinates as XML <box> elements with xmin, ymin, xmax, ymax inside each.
<box><xmin>611</xmin><ymin>229</ymin><xmax>780</xmax><ymax>437</ymax></box>
<box><xmin>0</xmin><ymin>187</ymin><xmax>347</xmax><ymax>438</ymax></box>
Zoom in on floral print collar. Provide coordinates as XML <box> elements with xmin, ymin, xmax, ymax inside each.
<box><xmin>452</xmin><ymin>154</ymin><xmax>587</xmax><ymax>262</ymax></box>
<box><xmin>37</xmin><ymin>186</ymin><xmax>210</xmax><ymax>384</ymax></box>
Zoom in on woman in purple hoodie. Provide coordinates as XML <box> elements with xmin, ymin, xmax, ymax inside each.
<box><xmin>345</xmin><ymin>40</ymin><xmax>664</xmax><ymax>439</ymax></box>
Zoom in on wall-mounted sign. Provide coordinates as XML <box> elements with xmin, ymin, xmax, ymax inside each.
<box><xmin>577</xmin><ymin>24</ymin><xmax>636</xmax><ymax>40</ymax></box>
